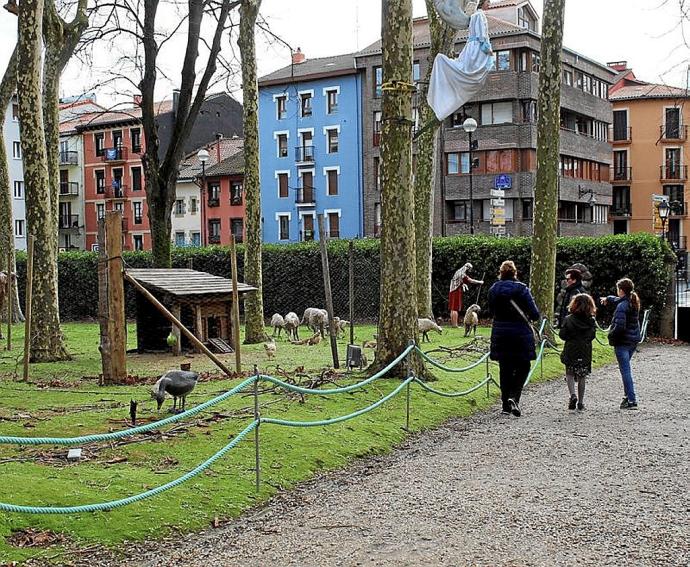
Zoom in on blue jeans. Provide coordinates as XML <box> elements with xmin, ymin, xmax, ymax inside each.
<box><xmin>614</xmin><ymin>345</ymin><xmax>637</xmax><ymax>403</ymax></box>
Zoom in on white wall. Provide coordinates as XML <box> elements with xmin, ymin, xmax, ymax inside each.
<box><xmin>4</xmin><ymin>98</ymin><xmax>25</xmax><ymax>251</ymax></box>
<box><xmin>171</xmin><ymin>180</ymin><xmax>202</xmax><ymax>247</ymax></box>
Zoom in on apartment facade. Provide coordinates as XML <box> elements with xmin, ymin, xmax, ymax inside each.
<box><xmin>608</xmin><ymin>62</ymin><xmax>689</xmax><ymax>266</ymax></box>
<box><xmin>4</xmin><ymin>97</ymin><xmax>25</xmax><ymax>250</ymax></box>
<box><xmin>258</xmin><ymin>51</ymin><xmax>364</xmax><ymax>243</ymax></box>
<box><xmin>356</xmin><ymin>0</ymin><xmax>616</xmax><ymax>237</ymax></box>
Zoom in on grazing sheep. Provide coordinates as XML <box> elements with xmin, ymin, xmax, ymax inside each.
<box><xmin>264</xmin><ymin>337</ymin><xmax>276</xmax><ymax>359</ymax></box>
<box><xmin>418</xmin><ymin>317</ymin><xmax>443</xmax><ymax>343</ymax></box>
<box><xmin>335</xmin><ymin>318</ymin><xmax>350</xmax><ymax>338</ymax></box>
<box><xmin>301</xmin><ymin>307</ymin><xmax>318</xmax><ymax>326</ymax></box>
<box><xmin>307</xmin><ymin>308</ymin><xmax>329</xmax><ymax>337</ymax></box>
<box><xmin>270</xmin><ymin>313</ymin><xmax>285</xmax><ymax>337</ymax></box>
<box><xmin>463</xmin><ymin>304</ymin><xmax>481</xmax><ymax>337</ymax></box>
<box><xmin>284</xmin><ymin>312</ymin><xmax>300</xmax><ymax>341</ymax></box>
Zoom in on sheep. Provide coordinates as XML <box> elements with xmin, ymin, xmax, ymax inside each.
<box><xmin>270</xmin><ymin>313</ymin><xmax>285</xmax><ymax>337</ymax></box>
<box><xmin>284</xmin><ymin>312</ymin><xmax>300</xmax><ymax>341</ymax></box>
<box><xmin>264</xmin><ymin>337</ymin><xmax>276</xmax><ymax>359</ymax></box>
<box><xmin>329</xmin><ymin>316</ymin><xmax>350</xmax><ymax>339</ymax></box>
<box><xmin>463</xmin><ymin>304</ymin><xmax>481</xmax><ymax>337</ymax></box>
<box><xmin>307</xmin><ymin>333</ymin><xmax>322</xmax><ymax>346</ymax></box>
<box><xmin>302</xmin><ymin>307</ymin><xmax>328</xmax><ymax>337</ymax></box>
<box><xmin>418</xmin><ymin>317</ymin><xmax>443</xmax><ymax>343</ymax></box>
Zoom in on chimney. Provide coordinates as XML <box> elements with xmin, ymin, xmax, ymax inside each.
<box><xmin>607</xmin><ymin>61</ymin><xmax>628</xmax><ymax>72</ymax></box>
<box><xmin>172</xmin><ymin>89</ymin><xmax>180</xmax><ymax>115</ymax></box>
<box><xmin>292</xmin><ymin>47</ymin><xmax>305</xmax><ymax>65</ymax></box>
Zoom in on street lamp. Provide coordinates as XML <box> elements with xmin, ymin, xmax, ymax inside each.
<box><xmin>463</xmin><ymin>117</ymin><xmax>478</xmax><ymax>235</ymax></box>
<box><xmin>578</xmin><ymin>185</ymin><xmax>597</xmax><ymax>223</ymax></box>
<box><xmin>658</xmin><ymin>199</ymin><xmax>670</xmax><ymax>241</ymax></box>
<box><xmin>197</xmin><ymin>148</ymin><xmax>209</xmax><ymax>246</ymax></box>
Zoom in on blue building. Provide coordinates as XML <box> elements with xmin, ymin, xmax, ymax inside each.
<box><xmin>258</xmin><ymin>51</ymin><xmax>363</xmax><ymax>243</ymax></box>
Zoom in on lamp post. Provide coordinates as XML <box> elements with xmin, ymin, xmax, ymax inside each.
<box><xmin>463</xmin><ymin>117</ymin><xmax>478</xmax><ymax>235</ymax></box>
<box><xmin>197</xmin><ymin>148</ymin><xmax>209</xmax><ymax>246</ymax></box>
<box><xmin>578</xmin><ymin>185</ymin><xmax>597</xmax><ymax>223</ymax></box>
<box><xmin>658</xmin><ymin>199</ymin><xmax>670</xmax><ymax>241</ymax></box>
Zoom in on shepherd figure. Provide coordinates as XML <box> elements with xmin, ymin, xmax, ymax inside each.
<box><xmin>449</xmin><ymin>262</ymin><xmax>484</xmax><ymax>328</ymax></box>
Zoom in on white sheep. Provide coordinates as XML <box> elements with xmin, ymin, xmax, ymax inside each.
<box><xmin>463</xmin><ymin>304</ymin><xmax>481</xmax><ymax>337</ymax></box>
<box><xmin>270</xmin><ymin>313</ymin><xmax>285</xmax><ymax>337</ymax></box>
<box><xmin>333</xmin><ymin>318</ymin><xmax>350</xmax><ymax>338</ymax></box>
<box><xmin>284</xmin><ymin>312</ymin><xmax>300</xmax><ymax>341</ymax></box>
<box><xmin>418</xmin><ymin>317</ymin><xmax>443</xmax><ymax>343</ymax></box>
<box><xmin>308</xmin><ymin>309</ymin><xmax>329</xmax><ymax>337</ymax></box>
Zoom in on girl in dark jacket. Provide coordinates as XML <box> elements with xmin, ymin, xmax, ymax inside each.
<box><xmin>488</xmin><ymin>260</ymin><xmax>540</xmax><ymax>417</ymax></box>
<box><xmin>559</xmin><ymin>294</ymin><xmax>597</xmax><ymax>411</ymax></box>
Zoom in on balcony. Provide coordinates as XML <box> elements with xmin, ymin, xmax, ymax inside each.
<box><xmin>660</xmin><ymin>165</ymin><xmax>688</xmax><ymax>182</ymax></box>
<box><xmin>59</xmin><ymin>151</ymin><xmax>78</xmax><ymax>165</ymax></box>
<box><xmin>58</xmin><ymin>214</ymin><xmax>80</xmax><ymax>230</ymax></box>
<box><xmin>669</xmin><ymin>201</ymin><xmax>688</xmax><ymax>217</ymax></box>
<box><xmin>609</xmin><ymin>126</ymin><xmax>632</xmax><ymax>144</ymax></box>
<box><xmin>101</xmin><ymin>147</ymin><xmax>128</xmax><ymax>163</ymax></box>
<box><xmin>660</xmin><ymin>124</ymin><xmax>687</xmax><ymax>142</ymax></box>
<box><xmin>207</xmin><ymin>197</ymin><xmax>220</xmax><ymax>207</ymax></box>
<box><xmin>295</xmin><ymin>145</ymin><xmax>315</xmax><ymax>164</ymax></box>
<box><xmin>59</xmin><ymin>181</ymin><xmax>79</xmax><ymax>196</ymax></box>
<box><xmin>296</xmin><ymin>188</ymin><xmax>315</xmax><ymax>206</ymax></box>
<box><xmin>610</xmin><ymin>168</ymin><xmax>633</xmax><ymax>183</ymax></box>
<box><xmin>105</xmin><ymin>184</ymin><xmax>128</xmax><ymax>199</ymax></box>
<box><xmin>669</xmin><ymin>235</ymin><xmax>688</xmax><ymax>251</ymax></box>
<box><xmin>208</xmin><ymin>234</ymin><xmax>221</xmax><ymax>244</ymax></box>
<box><xmin>610</xmin><ymin>203</ymin><xmax>632</xmax><ymax>217</ymax></box>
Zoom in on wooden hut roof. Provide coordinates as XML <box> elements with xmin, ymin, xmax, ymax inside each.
<box><xmin>126</xmin><ymin>269</ymin><xmax>256</xmax><ymax>297</ymax></box>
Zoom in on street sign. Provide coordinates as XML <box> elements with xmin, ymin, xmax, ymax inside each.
<box><xmin>491</xmin><ymin>198</ymin><xmax>505</xmax><ymax>207</ymax></box>
<box><xmin>491</xmin><ymin>226</ymin><xmax>506</xmax><ymax>235</ymax></box>
<box><xmin>494</xmin><ymin>174</ymin><xmax>512</xmax><ymax>190</ymax></box>
<box><xmin>490</xmin><ymin>189</ymin><xmax>505</xmax><ymax>198</ymax></box>
<box><xmin>652</xmin><ymin>194</ymin><xmax>670</xmax><ymax>234</ymax></box>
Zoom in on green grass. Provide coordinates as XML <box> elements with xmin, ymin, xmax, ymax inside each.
<box><xmin>0</xmin><ymin>322</ymin><xmax>615</xmax><ymax>563</ymax></box>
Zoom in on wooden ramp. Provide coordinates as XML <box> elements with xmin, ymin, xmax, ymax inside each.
<box><xmin>207</xmin><ymin>338</ymin><xmax>234</xmax><ymax>354</ymax></box>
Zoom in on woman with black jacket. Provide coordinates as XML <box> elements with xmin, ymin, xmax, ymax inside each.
<box><xmin>559</xmin><ymin>294</ymin><xmax>597</xmax><ymax>411</ymax></box>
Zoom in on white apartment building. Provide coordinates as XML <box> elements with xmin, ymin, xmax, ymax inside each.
<box><xmin>4</xmin><ymin>97</ymin><xmax>25</xmax><ymax>251</ymax></box>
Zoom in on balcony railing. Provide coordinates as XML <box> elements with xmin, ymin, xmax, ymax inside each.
<box><xmin>59</xmin><ymin>151</ymin><xmax>79</xmax><ymax>165</ymax></box>
<box><xmin>611</xmin><ymin>167</ymin><xmax>633</xmax><ymax>182</ymax></box>
<box><xmin>610</xmin><ymin>203</ymin><xmax>632</xmax><ymax>217</ymax></box>
<box><xmin>207</xmin><ymin>197</ymin><xmax>220</xmax><ymax>207</ymax></box>
<box><xmin>105</xmin><ymin>184</ymin><xmax>128</xmax><ymax>199</ymax></box>
<box><xmin>208</xmin><ymin>234</ymin><xmax>221</xmax><ymax>244</ymax></box>
<box><xmin>295</xmin><ymin>145</ymin><xmax>315</xmax><ymax>163</ymax></box>
<box><xmin>660</xmin><ymin>124</ymin><xmax>687</xmax><ymax>141</ymax></box>
<box><xmin>59</xmin><ymin>181</ymin><xmax>79</xmax><ymax>196</ymax></box>
<box><xmin>373</xmin><ymin>126</ymin><xmax>382</xmax><ymax>147</ymax></box>
<box><xmin>101</xmin><ymin>147</ymin><xmax>128</xmax><ymax>162</ymax></box>
<box><xmin>609</xmin><ymin>126</ymin><xmax>632</xmax><ymax>143</ymax></box>
<box><xmin>296</xmin><ymin>188</ymin><xmax>315</xmax><ymax>205</ymax></box>
<box><xmin>58</xmin><ymin>214</ymin><xmax>79</xmax><ymax>229</ymax></box>
<box><xmin>660</xmin><ymin>165</ymin><xmax>688</xmax><ymax>181</ymax></box>
<box><xmin>669</xmin><ymin>235</ymin><xmax>688</xmax><ymax>251</ymax></box>
<box><xmin>669</xmin><ymin>201</ymin><xmax>688</xmax><ymax>217</ymax></box>
<box><xmin>300</xmin><ymin>229</ymin><xmax>315</xmax><ymax>242</ymax></box>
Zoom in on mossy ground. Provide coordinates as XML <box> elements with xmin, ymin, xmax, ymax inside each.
<box><xmin>0</xmin><ymin>322</ymin><xmax>615</xmax><ymax>563</ymax></box>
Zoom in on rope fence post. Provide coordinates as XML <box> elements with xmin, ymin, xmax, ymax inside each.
<box><xmin>22</xmin><ymin>235</ymin><xmax>34</xmax><ymax>382</ymax></box>
<box><xmin>6</xmin><ymin>248</ymin><xmax>12</xmax><ymax>351</ymax></box>
<box><xmin>404</xmin><ymin>340</ymin><xmax>415</xmax><ymax>431</ymax></box>
<box><xmin>485</xmin><ymin>355</ymin><xmax>490</xmax><ymax>398</ymax></box>
<box><xmin>253</xmin><ymin>365</ymin><xmax>260</xmax><ymax>492</ymax></box>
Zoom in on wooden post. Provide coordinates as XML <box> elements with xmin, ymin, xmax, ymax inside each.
<box><xmin>230</xmin><ymin>236</ymin><xmax>242</xmax><ymax>372</ymax></box>
<box><xmin>171</xmin><ymin>304</ymin><xmax>182</xmax><ymax>356</ymax></box>
<box><xmin>349</xmin><ymin>240</ymin><xmax>355</xmax><ymax>346</ymax></box>
<box><xmin>195</xmin><ymin>305</ymin><xmax>204</xmax><ymax>352</ymax></box>
<box><xmin>22</xmin><ymin>235</ymin><xmax>34</xmax><ymax>381</ymax></box>
<box><xmin>97</xmin><ymin>220</ymin><xmax>111</xmax><ymax>384</ymax></box>
<box><xmin>6</xmin><ymin>249</ymin><xmax>12</xmax><ymax>351</ymax></box>
<box><xmin>318</xmin><ymin>214</ymin><xmax>339</xmax><ymax>368</ymax></box>
<box><xmin>124</xmin><ymin>271</ymin><xmax>236</xmax><ymax>376</ymax></box>
<box><xmin>105</xmin><ymin>212</ymin><xmax>127</xmax><ymax>383</ymax></box>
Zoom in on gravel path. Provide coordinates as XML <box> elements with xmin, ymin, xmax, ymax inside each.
<box><xmin>80</xmin><ymin>344</ymin><xmax>690</xmax><ymax>566</ymax></box>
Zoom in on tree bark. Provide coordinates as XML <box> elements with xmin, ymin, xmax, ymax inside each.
<box><xmin>374</xmin><ymin>0</ymin><xmax>421</xmax><ymax>376</ymax></box>
<box><xmin>414</xmin><ymin>1</ymin><xmax>455</xmax><ymax>318</ymax></box>
<box><xmin>17</xmin><ymin>0</ymin><xmax>70</xmax><ymax>361</ymax></box>
<box><xmin>238</xmin><ymin>0</ymin><xmax>267</xmax><ymax>344</ymax></box>
<box><xmin>529</xmin><ymin>0</ymin><xmax>565</xmax><ymax>322</ymax></box>
<box><xmin>0</xmin><ymin>47</ymin><xmax>23</xmax><ymax>323</ymax></box>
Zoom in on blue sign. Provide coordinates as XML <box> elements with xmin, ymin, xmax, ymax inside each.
<box><xmin>495</xmin><ymin>174</ymin><xmax>512</xmax><ymax>190</ymax></box>
<box><xmin>105</xmin><ymin>148</ymin><xmax>118</xmax><ymax>161</ymax></box>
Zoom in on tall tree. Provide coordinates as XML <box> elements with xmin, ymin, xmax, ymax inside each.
<box><xmin>414</xmin><ymin>1</ymin><xmax>455</xmax><ymax>318</ymax></box>
<box><xmin>375</xmin><ymin>0</ymin><xmax>421</xmax><ymax>376</ymax></box>
<box><xmin>238</xmin><ymin>0</ymin><xmax>266</xmax><ymax>343</ymax></box>
<box><xmin>529</xmin><ymin>0</ymin><xmax>565</xmax><ymax>321</ymax></box>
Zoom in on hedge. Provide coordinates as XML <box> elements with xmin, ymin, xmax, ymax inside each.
<box><xmin>14</xmin><ymin>233</ymin><xmax>673</xmax><ymax>329</ymax></box>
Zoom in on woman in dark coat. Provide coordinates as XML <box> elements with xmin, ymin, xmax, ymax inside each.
<box><xmin>559</xmin><ymin>293</ymin><xmax>597</xmax><ymax>411</ymax></box>
<box><xmin>488</xmin><ymin>260</ymin><xmax>541</xmax><ymax>417</ymax></box>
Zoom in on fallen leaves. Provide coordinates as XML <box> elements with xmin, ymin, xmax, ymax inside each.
<box><xmin>6</xmin><ymin>528</ymin><xmax>67</xmax><ymax>549</ymax></box>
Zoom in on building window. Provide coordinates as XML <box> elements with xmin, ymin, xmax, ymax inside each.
<box><xmin>531</xmin><ymin>53</ymin><xmax>541</xmax><ymax>73</ymax></box>
<box><xmin>230</xmin><ymin>218</ymin><xmax>243</xmax><ymax>243</ymax></box>
<box><xmin>665</xmin><ymin>107</ymin><xmax>682</xmax><ymax>139</ymax></box>
<box><xmin>563</xmin><ymin>69</ymin><xmax>573</xmax><ymax>86</ymax></box>
<box><xmin>276</xmin><ymin>95</ymin><xmax>287</xmax><ymax>120</ymax></box>
<box><xmin>231</xmin><ymin>181</ymin><xmax>243</xmax><ymax>205</ymax></box>
<box><xmin>95</xmin><ymin>133</ymin><xmax>105</xmax><ymax>156</ymax></box>
<box><xmin>96</xmin><ymin>169</ymin><xmax>105</xmax><ymax>194</ymax></box>
<box><xmin>665</xmin><ymin>148</ymin><xmax>681</xmax><ymax>178</ymax></box>
<box><xmin>208</xmin><ymin>219</ymin><xmax>221</xmax><ymax>243</ymax></box>
<box><xmin>300</xmin><ymin>171</ymin><xmax>314</xmax><ymax>203</ymax></box>
<box><xmin>12</xmin><ymin>141</ymin><xmax>21</xmax><ymax>159</ymax></box>
<box><xmin>191</xmin><ymin>232</ymin><xmax>201</xmax><ymax>246</ymax></box>
<box><xmin>278</xmin><ymin>214</ymin><xmax>290</xmax><ymax>241</ymax></box>
<box><xmin>326</xmin><ymin>128</ymin><xmax>339</xmax><ymax>153</ymax></box>
<box><xmin>133</xmin><ymin>234</ymin><xmax>144</xmax><ymax>251</ymax></box>
<box><xmin>278</xmin><ymin>172</ymin><xmax>289</xmax><ymax>198</ymax></box>
<box><xmin>447</xmin><ymin>152</ymin><xmax>470</xmax><ymax>174</ymax></box>
<box><xmin>326</xmin><ymin>89</ymin><xmax>338</xmax><ymax>113</ymax></box>
<box><xmin>452</xmin><ymin>201</ymin><xmax>467</xmax><ymax>221</ymax></box>
<box><xmin>518</xmin><ymin>6</ymin><xmax>531</xmax><ymax>29</ymax></box>
<box><xmin>522</xmin><ymin>199</ymin><xmax>533</xmax><ymax>220</ymax></box>
<box><xmin>112</xmin><ymin>129</ymin><xmax>123</xmax><ymax>148</ymax></box>
<box><xmin>328</xmin><ymin>212</ymin><xmax>340</xmax><ymax>238</ymax></box>
<box><xmin>326</xmin><ymin>169</ymin><xmax>338</xmax><ymax>196</ymax></box>
<box><xmin>481</xmin><ymin>101</ymin><xmax>513</xmax><ymax>125</ymax></box>
<box><xmin>302</xmin><ymin>214</ymin><xmax>315</xmax><ymax>241</ymax></box>
<box><xmin>133</xmin><ymin>201</ymin><xmax>143</xmax><ymax>224</ymax></box>
<box><xmin>131</xmin><ymin>166</ymin><xmax>142</xmax><ymax>191</ymax></box>
<box><xmin>575</xmin><ymin>71</ymin><xmax>584</xmax><ymax>89</ymax></box>
<box><xmin>373</xmin><ymin>111</ymin><xmax>382</xmax><ymax>146</ymax></box>
<box><xmin>492</xmin><ymin>50</ymin><xmax>511</xmax><ymax>71</ymax></box>
<box><xmin>190</xmin><ymin>197</ymin><xmax>198</xmax><ymax>213</ymax></box>
<box><xmin>11</xmin><ymin>103</ymin><xmax>19</xmax><ymax>121</ymax></box>
<box><xmin>521</xmin><ymin>100</ymin><xmax>537</xmax><ymax>123</ymax></box>
<box><xmin>130</xmin><ymin>128</ymin><xmax>141</xmax><ymax>153</ymax></box>
<box><xmin>413</xmin><ymin>61</ymin><xmax>421</xmax><ymax>83</ymax></box>
<box><xmin>175</xmin><ymin>232</ymin><xmax>186</xmax><ymax>247</ymax></box>
<box><xmin>14</xmin><ymin>219</ymin><xmax>24</xmax><ymax>237</ymax></box>
<box><xmin>277</xmin><ymin>133</ymin><xmax>288</xmax><ymax>158</ymax></box>
<box><xmin>374</xmin><ymin>157</ymin><xmax>381</xmax><ymax>192</ymax></box>
<box><xmin>96</xmin><ymin>203</ymin><xmax>105</xmax><ymax>220</ymax></box>
<box><xmin>13</xmin><ymin>181</ymin><xmax>23</xmax><ymax>199</ymax></box>
<box><xmin>208</xmin><ymin>182</ymin><xmax>220</xmax><ymax>205</ymax></box>
<box><xmin>374</xmin><ymin>66</ymin><xmax>383</xmax><ymax>97</ymax></box>
<box><xmin>300</xmin><ymin>92</ymin><xmax>313</xmax><ymax>117</ymax></box>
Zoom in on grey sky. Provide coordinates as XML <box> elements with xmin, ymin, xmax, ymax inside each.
<box><xmin>0</xmin><ymin>0</ymin><xmax>687</xmax><ymax>104</ymax></box>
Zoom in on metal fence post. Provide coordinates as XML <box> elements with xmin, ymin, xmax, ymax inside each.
<box><xmin>405</xmin><ymin>373</ymin><xmax>412</xmax><ymax>432</ymax></box>
<box><xmin>486</xmin><ymin>356</ymin><xmax>491</xmax><ymax>398</ymax></box>
<box><xmin>253</xmin><ymin>365</ymin><xmax>260</xmax><ymax>492</ymax></box>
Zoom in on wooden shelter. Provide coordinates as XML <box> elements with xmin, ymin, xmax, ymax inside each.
<box><xmin>126</xmin><ymin>269</ymin><xmax>256</xmax><ymax>354</ymax></box>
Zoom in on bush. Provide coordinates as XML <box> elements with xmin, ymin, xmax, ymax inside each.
<box><xmin>15</xmin><ymin>234</ymin><xmax>672</xmax><ymax>329</ymax></box>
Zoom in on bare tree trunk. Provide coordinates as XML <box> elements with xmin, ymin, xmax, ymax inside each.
<box><xmin>529</xmin><ymin>0</ymin><xmax>565</xmax><ymax>322</ymax></box>
<box><xmin>0</xmin><ymin>47</ymin><xmax>23</xmax><ymax>323</ymax></box>
<box><xmin>414</xmin><ymin>1</ymin><xmax>454</xmax><ymax>318</ymax></box>
<box><xmin>374</xmin><ymin>0</ymin><xmax>421</xmax><ymax>376</ymax></box>
<box><xmin>17</xmin><ymin>0</ymin><xmax>70</xmax><ymax>361</ymax></box>
<box><xmin>239</xmin><ymin>0</ymin><xmax>266</xmax><ymax>344</ymax></box>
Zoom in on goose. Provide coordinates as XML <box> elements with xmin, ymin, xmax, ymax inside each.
<box><xmin>151</xmin><ymin>370</ymin><xmax>199</xmax><ymax>412</ymax></box>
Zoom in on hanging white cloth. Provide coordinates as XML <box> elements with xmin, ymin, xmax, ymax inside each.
<box><xmin>427</xmin><ymin>9</ymin><xmax>493</xmax><ymax>122</ymax></box>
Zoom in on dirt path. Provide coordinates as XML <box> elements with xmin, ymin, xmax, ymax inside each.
<box><xmin>74</xmin><ymin>344</ymin><xmax>690</xmax><ymax>566</ymax></box>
